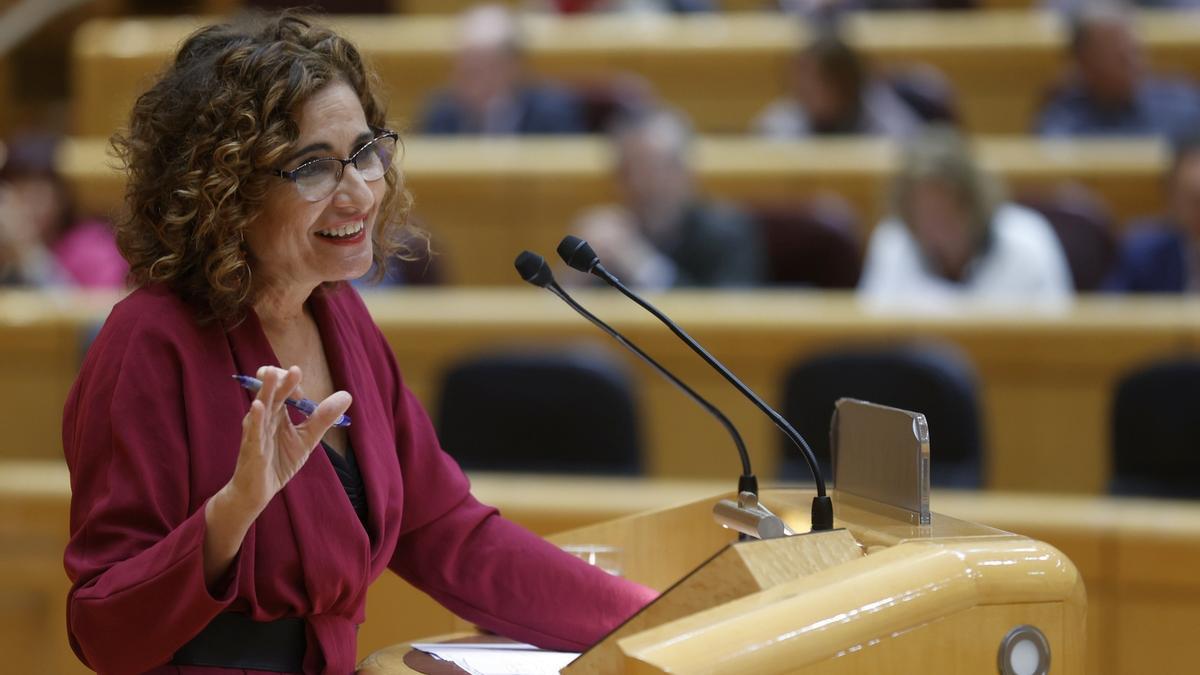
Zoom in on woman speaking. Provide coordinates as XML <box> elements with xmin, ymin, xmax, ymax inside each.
<box><xmin>62</xmin><ymin>12</ymin><xmax>655</xmax><ymax>674</ymax></box>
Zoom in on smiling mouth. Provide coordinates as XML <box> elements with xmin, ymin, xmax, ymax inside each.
<box><xmin>316</xmin><ymin>220</ymin><xmax>365</xmax><ymax>240</ymax></box>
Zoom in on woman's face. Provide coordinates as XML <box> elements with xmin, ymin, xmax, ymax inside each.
<box><xmin>793</xmin><ymin>57</ymin><xmax>849</xmax><ymax>131</ymax></box>
<box><xmin>246</xmin><ymin>80</ymin><xmax>385</xmax><ymax>293</ymax></box>
<box><xmin>907</xmin><ymin>179</ymin><xmax>974</xmax><ymax>282</ymax></box>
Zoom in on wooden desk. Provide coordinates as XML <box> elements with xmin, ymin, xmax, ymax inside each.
<box><xmin>58</xmin><ymin>135</ymin><xmax>1168</xmax><ymax>286</ymax></box>
<box><xmin>0</xmin><ymin>462</ymin><xmax>83</xmax><ymax>674</ymax></box>
<box><xmin>69</xmin><ymin>10</ymin><xmax>1200</xmax><ymax>137</ymax></box>
<box><xmin>4</xmin><ymin>289</ymin><xmax>1199</xmax><ymax>494</ymax></box>
<box><xmin>0</xmin><ymin>290</ymin><xmax>116</xmax><ymax>466</ymax></box>
<box><xmin>5</xmin><ymin>463</ymin><xmax>1198</xmax><ymax>675</ymax></box>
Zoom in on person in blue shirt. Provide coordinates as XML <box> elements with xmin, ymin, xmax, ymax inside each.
<box><xmin>1105</xmin><ymin>136</ymin><xmax>1200</xmax><ymax>293</ymax></box>
<box><xmin>420</xmin><ymin>4</ymin><xmax>585</xmax><ymax>135</ymax></box>
<box><xmin>1036</xmin><ymin>5</ymin><xmax>1200</xmax><ymax>140</ymax></box>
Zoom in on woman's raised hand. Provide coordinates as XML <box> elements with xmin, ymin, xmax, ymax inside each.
<box><xmin>230</xmin><ymin>365</ymin><xmax>353</xmax><ymax>512</ymax></box>
<box><xmin>203</xmin><ymin>365</ymin><xmax>351</xmax><ymax>587</ymax></box>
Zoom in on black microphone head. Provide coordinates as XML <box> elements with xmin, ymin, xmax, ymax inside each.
<box><xmin>557</xmin><ymin>235</ymin><xmax>600</xmax><ymax>273</ymax></box>
<box><xmin>514</xmin><ymin>250</ymin><xmax>556</xmax><ymax>288</ymax></box>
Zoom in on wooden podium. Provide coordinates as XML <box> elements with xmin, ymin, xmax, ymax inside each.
<box><xmin>360</xmin><ymin>401</ymin><xmax>1085</xmax><ymax>674</ymax></box>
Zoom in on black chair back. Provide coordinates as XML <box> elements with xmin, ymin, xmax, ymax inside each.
<box><xmin>748</xmin><ymin>197</ymin><xmax>863</xmax><ymax>288</ymax></box>
<box><xmin>436</xmin><ymin>348</ymin><xmax>641</xmax><ymax>475</ymax></box>
<box><xmin>779</xmin><ymin>344</ymin><xmax>984</xmax><ymax>487</ymax></box>
<box><xmin>1018</xmin><ymin>184</ymin><xmax>1118</xmax><ymax>292</ymax></box>
<box><xmin>1111</xmin><ymin>357</ymin><xmax>1200</xmax><ymax>498</ymax></box>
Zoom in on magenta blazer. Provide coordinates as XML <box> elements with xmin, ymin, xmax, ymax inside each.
<box><xmin>62</xmin><ymin>283</ymin><xmax>655</xmax><ymax>674</ymax></box>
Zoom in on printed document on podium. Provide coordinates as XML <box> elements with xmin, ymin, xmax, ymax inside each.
<box><xmin>411</xmin><ymin>641</ymin><xmax>580</xmax><ymax>675</ymax></box>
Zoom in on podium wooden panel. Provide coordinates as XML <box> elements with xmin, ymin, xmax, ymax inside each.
<box><xmin>360</xmin><ymin>488</ymin><xmax>1086</xmax><ymax>674</ymax></box>
<box><xmin>557</xmin><ymin>527</ymin><xmax>864</xmax><ymax>674</ymax></box>
<box><xmin>58</xmin><ymin>135</ymin><xmax>1167</xmax><ymax>286</ymax></box>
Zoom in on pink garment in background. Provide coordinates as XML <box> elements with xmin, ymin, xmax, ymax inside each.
<box><xmin>51</xmin><ymin>219</ymin><xmax>128</xmax><ymax>288</ymax></box>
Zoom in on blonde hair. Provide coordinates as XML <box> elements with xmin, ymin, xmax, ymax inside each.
<box><xmin>890</xmin><ymin>126</ymin><xmax>1004</xmax><ymax>250</ymax></box>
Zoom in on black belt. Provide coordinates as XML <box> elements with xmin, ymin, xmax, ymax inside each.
<box><xmin>171</xmin><ymin>612</ymin><xmax>306</xmax><ymax>672</ymax></box>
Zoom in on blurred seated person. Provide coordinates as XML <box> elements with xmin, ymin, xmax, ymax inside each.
<box><xmin>420</xmin><ymin>4</ymin><xmax>585</xmax><ymax>135</ymax></box>
<box><xmin>527</xmin><ymin>0</ymin><xmax>714</xmax><ymax>12</ymax></box>
<box><xmin>355</xmin><ymin>223</ymin><xmax>445</xmax><ymax>287</ymax></box>
<box><xmin>356</xmin><ymin>242</ymin><xmax>445</xmax><ymax>287</ymax></box>
<box><xmin>571</xmin><ymin>108</ymin><xmax>764</xmax><ymax>288</ymax></box>
<box><xmin>1036</xmin><ymin>4</ymin><xmax>1200</xmax><ymax>139</ymax></box>
<box><xmin>859</xmin><ymin>127</ymin><xmax>1074</xmax><ymax>309</ymax></box>
<box><xmin>753</xmin><ymin>29</ymin><xmax>923</xmax><ymax>139</ymax></box>
<box><xmin>0</xmin><ymin>133</ymin><xmax>126</xmax><ymax>287</ymax></box>
<box><xmin>1044</xmin><ymin>0</ymin><xmax>1200</xmax><ymax>12</ymax></box>
<box><xmin>1105</xmin><ymin>136</ymin><xmax>1200</xmax><ymax>292</ymax></box>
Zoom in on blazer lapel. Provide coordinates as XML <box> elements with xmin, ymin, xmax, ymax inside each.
<box><xmin>309</xmin><ymin>287</ymin><xmax>398</xmax><ymax>564</ymax></box>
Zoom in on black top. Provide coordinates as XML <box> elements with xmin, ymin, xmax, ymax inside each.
<box><xmin>322</xmin><ymin>441</ymin><xmax>369</xmax><ymax>529</ymax></box>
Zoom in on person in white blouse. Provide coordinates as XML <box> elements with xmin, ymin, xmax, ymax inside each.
<box><xmin>858</xmin><ymin>127</ymin><xmax>1074</xmax><ymax>311</ymax></box>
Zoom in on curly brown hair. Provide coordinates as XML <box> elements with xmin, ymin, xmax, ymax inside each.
<box><xmin>112</xmin><ymin>11</ymin><xmax>418</xmax><ymax>324</ymax></box>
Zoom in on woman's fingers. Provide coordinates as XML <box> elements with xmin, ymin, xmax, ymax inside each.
<box><xmin>279</xmin><ymin>366</ymin><xmax>303</xmax><ymax>405</ymax></box>
<box><xmin>255</xmin><ymin>366</ymin><xmax>281</xmax><ymax>413</ymax></box>
<box><xmin>232</xmin><ymin>366</ymin><xmax>316</xmax><ymax>510</ymax></box>
<box><xmin>251</xmin><ymin>366</ymin><xmax>344</xmax><ymax>453</ymax></box>
<box><xmin>242</xmin><ymin>399</ymin><xmax>266</xmax><ymax>453</ymax></box>
<box><xmin>255</xmin><ymin>366</ymin><xmax>304</xmax><ymax>417</ymax></box>
<box><xmin>298</xmin><ymin>391</ymin><xmax>353</xmax><ymax>447</ymax></box>
<box><xmin>232</xmin><ymin>398</ymin><xmax>272</xmax><ymax>507</ymax></box>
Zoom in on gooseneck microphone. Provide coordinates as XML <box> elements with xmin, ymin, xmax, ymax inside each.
<box><xmin>556</xmin><ymin>236</ymin><xmax>834</xmax><ymax>532</ymax></box>
<box><xmin>514</xmin><ymin>251</ymin><xmax>758</xmax><ymax>497</ymax></box>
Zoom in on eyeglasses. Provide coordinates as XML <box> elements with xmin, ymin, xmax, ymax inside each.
<box><xmin>272</xmin><ymin>130</ymin><xmax>399</xmax><ymax>202</ymax></box>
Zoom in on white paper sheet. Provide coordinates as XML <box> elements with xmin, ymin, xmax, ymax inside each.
<box><xmin>411</xmin><ymin>642</ymin><xmax>580</xmax><ymax>675</ymax></box>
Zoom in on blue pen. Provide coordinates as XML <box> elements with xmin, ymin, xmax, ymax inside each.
<box><xmin>233</xmin><ymin>374</ymin><xmax>352</xmax><ymax>428</ymax></box>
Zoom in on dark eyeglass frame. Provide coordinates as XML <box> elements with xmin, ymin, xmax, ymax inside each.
<box><xmin>270</xmin><ymin>129</ymin><xmax>400</xmax><ymax>199</ymax></box>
